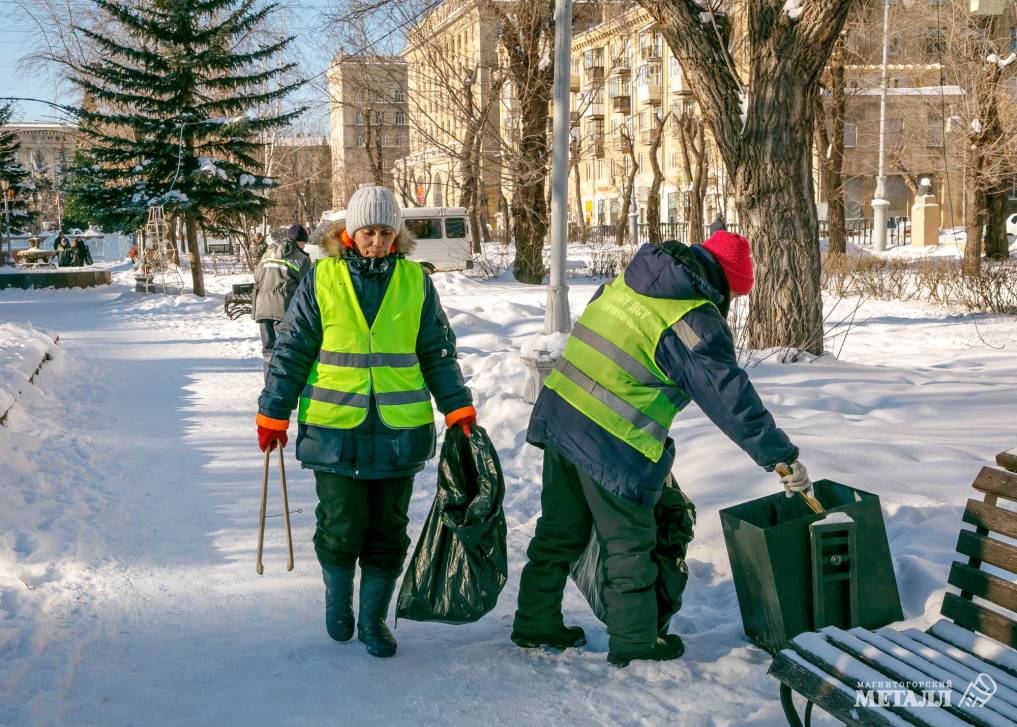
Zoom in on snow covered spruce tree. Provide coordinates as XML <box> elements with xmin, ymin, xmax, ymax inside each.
<box><xmin>72</xmin><ymin>0</ymin><xmax>303</xmax><ymax>296</ymax></box>
<box><xmin>637</xmin><ymin>1</ymin><xmax>853</xmax><ymax>354</ymax></box>
<box><xmin>0</xmin><ymin>103</ymin><xmax>35</xmax><ymax>233</ymax></box>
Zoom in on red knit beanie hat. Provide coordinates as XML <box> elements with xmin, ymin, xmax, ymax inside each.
<box><xmin>701</xmin><ymin>231</ymin><xmax>754</xmax><ymax>295</ymax></box>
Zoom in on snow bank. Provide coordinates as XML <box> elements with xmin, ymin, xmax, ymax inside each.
<box><xmin>0</xmin><ymin>322</ymin><xmax>56</xmax><ymax>416</ymax></box>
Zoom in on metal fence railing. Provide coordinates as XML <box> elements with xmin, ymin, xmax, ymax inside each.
<box><xmin>568</xmin><ymin>217</ymin><xmax>911</xmax><ymax>248</ymax></box>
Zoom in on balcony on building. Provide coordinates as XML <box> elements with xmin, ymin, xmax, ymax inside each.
<box><xmin>612</xmin><ymin>134</ymin><xmax>632</xmax><ymax>154</ymax></box>
<box><xmin>636</xmin><ymin>65</ymin><xmax>662</xmax><ymax>106</ymax></box>
<box><xmin>570</xmin><ymin>60</ymin><xmax>581</xmax><ymax>92</ymax></box>
<box><xmin>639</xmin><ymin>127</ymin><xmax>658</xmax><ymax>146</ymax></box>
<box><xmin>581</xmin><ymin>85</ymin><xmax>604</xmax><ymax>118</ymax></box>
<box><xmin>583</xmin><ymin>47</ymin><xmax>605</xmax><ymax>85</ymax></box>
<box><xmin>608</xmin><ymin>69</ymin><xmax>631</xmax><ymax>115</ymax></box>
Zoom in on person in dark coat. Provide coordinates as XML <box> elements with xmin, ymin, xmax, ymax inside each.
<box><xmin>256</xmin><ymin>185</ymin><xmax>477</xmax><ymax>659</ymax></box>
<box><xmin>252</xmin><ymin>224</ymin><xmax>312</xmax><ymax>373</ymax></box>
<box><xmin>709</xmin><ymin>213</ymin><xmax>727</xmax><ymax>234</ymax></box>
<box><xmin>55</xmin><ymin>236</ymin><xmax>74</xmax><ymax>267</ymax></box>
<box><xmin>513</xmin><ymin>231</ymin><xmax>812</xmax><ymax>667</ymax></box>
<box><xmin>70</xmin><ymin>238</ymin><xmax>93</xmax><ymax>266</ymax></box>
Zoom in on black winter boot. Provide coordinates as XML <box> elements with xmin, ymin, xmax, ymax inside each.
<box><xmin>357</xmin><ymin>566</ymin><xmax>400</xmax><ymax>658</ymax></box>
<box><xmin>322</xmin><ymin>563</ymin><xmax>355</xmax><ymax>642</ymax></box>
<box><xmin>607</xmin><ymin>634</ymin><xmax>685</xmax><ymax>668</ymax></box>
<box><xmin>510</xmin><ymin>624</ymin><xmax>587</xmax><ymax>650</ymax></box>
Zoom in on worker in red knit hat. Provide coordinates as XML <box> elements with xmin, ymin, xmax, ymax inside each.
<box><xmin>515</xmin><ymin>230</ymin><xmax>809</xmax><ymax>667</ymax></box>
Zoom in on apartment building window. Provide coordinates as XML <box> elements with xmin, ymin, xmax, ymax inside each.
<box><xmin>887</xmin><ymin>118</ymin><xmax>903</xmax><ymax>148</ymax></box>
<box><xmin>670</xmin><ymin>150</ymin><xmax>678</xmax><ymax>169</ymax></box>
<box><xmin>927</xmin><ymin>117</ymin><xmax>944</xmax><ymax>147</ymax></box>
<box><xmin>924</xmin><ymin>28</ymin><xmax>945</xmax><ymax>57</ymax></box>
<box><xmin>584</xmin><ymin>47</ymin><xmax>604</xmax><ymax>69</ymax></box>
<box><xmin>394</xmin><ymin>89</ymin><xmax>404</xmax><ymax>103</ymax></box>
<box><xmin>669</xmin><ymin>56</ymin><xmax>680</xmax><ymax>78</ymax></box>
<box><xmin>610</xmin><ymin>159</ymin><xmax>616</xmax><ymax>177</ymax></box>
<box><xmin>638</xmin><ymin>153</ymin><xmax>644</xmax><ymax>170</ymax></box>
<box><xmin>598</xmin><ymin>159</ymin><xmax>605</xmax><ymax>179</ymax></box>
<box><xmin>395</xmin><ymin>111</ymin><xmax>406</xmax><ymax>125</ymax></box>
<box><xmin>843</xmin><ymin>122</ymin><xmax>857</xmax><ymax>148</ymax></box>
<box><xmin>1010</xmin><ymin>26</ymin><xmax>1016</xmax><ymax>53</ymax></box>
<box><xmin>355</xmin><ymin>112</ymin><xmax>364</xmax><ymax>126</ymax></box>
<box><xmin>356</xmin><ymin>134</ymin><xmax>364</xmax><ymax>147</ymax></box>
<box><xmin>374</xmin><ymin>111</ymin><xmax>385</xmax><ymax>125</ymax></box>
<box><xmin>586</xmin><ymin>161</ymin><xmax>593</xmax><ymax>180</ymax></box>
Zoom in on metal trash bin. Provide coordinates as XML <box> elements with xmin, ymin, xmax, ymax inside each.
<box><xmin>720</xmin><ymin>479</ymin><xmax>902</xmax><ymax>654</ymax></box>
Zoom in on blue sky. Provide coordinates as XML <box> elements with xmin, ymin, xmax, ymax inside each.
<box><xmin>0</xmin><ymin>1</ymin><xmax>368</xmax><ymax>132</ymax></box>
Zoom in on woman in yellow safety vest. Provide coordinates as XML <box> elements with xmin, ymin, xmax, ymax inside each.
<box><xmin>255</xmin><ymin>185</ymin><xmax>477</xmax><ymax>658</ymax></box>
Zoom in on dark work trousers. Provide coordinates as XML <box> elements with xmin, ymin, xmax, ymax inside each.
<box><xmin>514</xmin><ymin>447</ymin><xmax>660</xmax><ymax>652</ymax></box>
<box><xmin>259</xmin><ymin>320</ymin><xmax>278</xmax><ymax>375</ymax></box>
<box><xmin>312</xmin><ymin>471</ymin><xmax>415</xmax><ymax>572</ymax></box>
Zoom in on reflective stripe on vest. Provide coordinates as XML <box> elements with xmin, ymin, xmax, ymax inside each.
<box><xmin>261</xmin><ymin>257</ymin><xmax>301</xmax><ymax>274</ymax></box>
<box><xmin>298</xmin><ymin>257</ymin><xmax>433</xmax><ymax>429</ymax></box>
<box><xmin>544</xmin><ymin>273</ymin><xmax>711</xmax><ymax>462</ymax></box>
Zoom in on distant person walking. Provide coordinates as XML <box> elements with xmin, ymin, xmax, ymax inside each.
<box><xmin>709</xmin><ymin>213</ymin><xmax>727</xmax><ymax>235</ymax></box>
<box><xmin>252</xmin><ymin>224</ymin><xmax>311</xmax><ymax>372</ymax></box>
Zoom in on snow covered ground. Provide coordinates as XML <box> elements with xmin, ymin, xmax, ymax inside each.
<box><xmin>2</xmin><ymin>257</ymin><xmax>1017</xmax><ymax>726</ymax></box>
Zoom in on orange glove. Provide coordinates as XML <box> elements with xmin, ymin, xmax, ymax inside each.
<box><xmin>445</xmin><ymin>406</ymin><xmax>477</xmax><ymax>436</ymax></box>
<box><xmin>257</xmin><ymin>413</ymin><xmax>289</xmax><ymax>452</ymax></box>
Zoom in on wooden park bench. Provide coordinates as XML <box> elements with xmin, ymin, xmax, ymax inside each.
<box><xmin>769</xmin><ymin>450</ymin><xmax>1017</xmax><ymax>726</ymax></box>
<box><xmin>224</xmin><ymin>282</ymin><xmax>254</xmax><ymax>320</ymax></box>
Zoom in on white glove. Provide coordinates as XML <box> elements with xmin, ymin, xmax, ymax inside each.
<box><xmin>778</xmin><ymin>461</ymin><xmax>813</xmax><ymax>498</ymax></box>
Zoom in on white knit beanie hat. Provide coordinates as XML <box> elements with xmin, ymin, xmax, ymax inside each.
<box><xmin>345</xmin><ymin>186</ymin><xmax>401</xmax><ymax>234</ymax></box>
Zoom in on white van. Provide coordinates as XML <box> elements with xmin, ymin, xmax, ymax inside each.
<box><xmin>313</xmin><ymin>206</ymin><xmax>472</xmax><ymax>273</ymax></box>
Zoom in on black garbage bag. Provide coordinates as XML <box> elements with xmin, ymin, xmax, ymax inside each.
<box><xmin>396</xmin><ymin>424</ymin><xmax>508</xmax><ymax>624</ymax></box>
<box><xmin>570</xmin><ymin>475</ymin><xmax>696</xmax><ymax>629</ymax></box>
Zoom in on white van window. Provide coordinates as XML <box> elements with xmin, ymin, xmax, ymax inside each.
<box><xmin>445</xmin><ymin>218</ymin><xmax>467</xmax><ymax>238</ymax></box>
<box><xmin>405</xmin><ymin>218</ymin><xmax>442</xmax><ymax>239</ymax></box>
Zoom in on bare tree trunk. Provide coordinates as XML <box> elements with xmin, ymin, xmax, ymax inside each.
<box><xmin>643</xmin><ymin>0</ymin><xmax>852</xmax><ymax>354</ymax></box>
<box><xmin>827</xmin><ymin>35</ymin><xmax>847</xmax><ymax>254</ymax></box>
<box><xmin>676</xmin><ymin>113</ymin><xmax>706</xmax><ymax>245</ymax></box>
<box><xmin>985</xmin><ymin>185</ymin><xmax>1009</xmax><ymax>261</ymax></box>
<box><xmin>964</xmin><ymin>58</ymin><xmax>1007</xmax><ymax>275</ymax></box>
<box><xmin>186</xmin><ymin>216</ymin><xmax>205</xmax><ymax>297</ymax></box>
<box><xmin>615</xmin><ymin>128</ymin><xmax>638</xmax><ymax>246</ymax></box>
<box><xmin>647</xmin><ymin>111</ymin><xmax>670</xmax><ymax>246</ymax></box>
<box><xmin>511</xmin><ymin>86</ymin><xmax>551</xmax><ymax>282</ymax></box>
<box><xmin>570</xmin><ymin>142</ymin><xmax>587</xmax><ymax>244</ymax></box>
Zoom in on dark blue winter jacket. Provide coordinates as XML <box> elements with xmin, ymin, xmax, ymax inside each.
<box><xmin>258</xmin><ymin>252</ymin><xmax>472</xmax><ymax>479</ymax></box>
<box><xmin>527</xmin><ymin>242</ymin><xmax>798</xmax><ymax>507</ymax></box>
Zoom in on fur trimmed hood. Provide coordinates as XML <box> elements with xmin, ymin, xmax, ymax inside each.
<box><xmin>309</xmin><ymin>219</ymin><xmax>416</xmax><ymax>258</ymax></box>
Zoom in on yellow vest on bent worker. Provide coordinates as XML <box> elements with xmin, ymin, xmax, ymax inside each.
<box><xmin>298</xmin><ymin>257</ymin><xmax>433</xmax><ymax>429</ymax></box>
<box><xmin>544</xmin><ymin>273</ymin><xmax>711</xmax><ymax>463</ymax></box>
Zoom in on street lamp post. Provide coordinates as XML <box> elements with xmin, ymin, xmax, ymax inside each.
<box><xmin>871</xmin><ymin>0</ymin><xmax>891</xmax><ymax>252</ymax></box>
<box><xmin>521</xmin><ymin>0</ymin><xmax>573</xmax><ymax>404</ymax></box>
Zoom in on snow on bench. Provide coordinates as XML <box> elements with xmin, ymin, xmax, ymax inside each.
<box><xmin>0</xmin><ymin>323</ymin><xmax>59</xmax><ymax>425</ymax></box>
<box><xmin>769</xmin><ymin>460</ymin><xmax>1017</xmax><ymax>726</ymax></box>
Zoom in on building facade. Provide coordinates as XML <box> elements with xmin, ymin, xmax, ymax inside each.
<box><xmin>327</xmin><ymin>55</ymin><xmax>409</xmax><ymax>209</ymax></box>
<box><xmin>565</xmin><ymin>7</ymin><xmax>732</xmax><ymax>236</ymax></box>
<box><xmin>7</xmin><ymin>122</ymin><xmax>77</xmax><ymax>232</ymax></box>
<box><xmin>825</xmin><ymin>0</ymin><xmax>1017</xmax><ymax>226</ymax></box>
<box><xmin>396</xmin><ymin>0</ymin><xmax>503</xmax><ymax>226</ymax></box>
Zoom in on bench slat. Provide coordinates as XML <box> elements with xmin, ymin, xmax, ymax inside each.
<box><xmin>876</xmin><ymin>627</ymin><xmax>1017</xmax><ymax>702</ymax></box>
<box><xmin>962</xmin><ymin>499</ymin><xmax>1017</xmax><ymax>542</ymax></box>
<box><xmin>956</xmin><ymin>531</ymin><xmax>1017</xmax><ymax>576</ymax></box>
<box><xmin>769</xmin><ymin>650</ymin><xmax>908</xmax><ymax>727</ymax></box>
<box><xmin>898</xmin><ymin>627</ymin><xmax>1017</xmax><ymax>693</ymax></box>
<box><xmin>848</xmin><ymin>628</ymin><xmax>1017</xmax><ymax>718</ymax></box>
<box><xmin>927</xmin><ymin>620</ymin><xmax>1017</xmax><ymax>676</ymax></box>
<box><xmin>996</xmin><ymin>450</ymin><xmax>1017</xmax><ymax>474</ymax></box>
<box><xmin>789</xmin><ymin>632</ymin><xmax>966</xmax><ymax>726</ymax></box>
<box><xmin>822</xmin><ymin>627</ymin><xmax>1014</xmax><ymax>726</ymax></box>
<box><xmin>941</xmin><ymin>592</ymin><xmax>1017</xmax><ymax>650</ymax></box>
<box><xmin>948</xmin><ymin>562</ymin><xmax>1017</xmax><ymax>614</ymax></box>
<box><xmin>972</xmin><ymin>467</ymin><xmax>1017</xmax><ymax>501</ymax></box>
